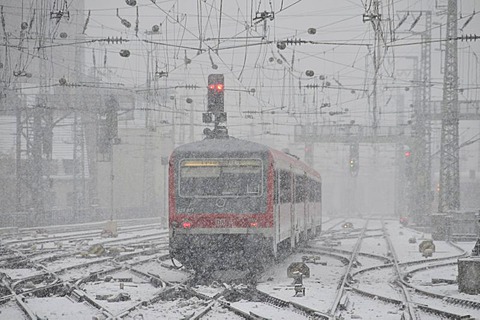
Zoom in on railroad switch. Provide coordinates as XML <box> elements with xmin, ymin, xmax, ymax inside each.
<box><xmin>302</xmin><ymin>255</ymin><xmax>326</xmax><ymax>265</ymax></box>
<box><xmin>119</xmin><ymin>282</ymin><xmax>138</xmax><ymax>289</ymax></box>
<box><xmin>431</xmin><ymin>278</ymin><xmax>457</xmax><ymax>285</ymax></box>
<box><xmin>323</xmin><ymin>239</ymin><xmax>341</xmax><ymax>247</ymax></box>
<box><xmin>108</xmin><ymin>292</ymin><xmax>131</xmax><ymax>302</ymax></box>
<box><xmin>292</xmin><ymin>271</ymin><xmax>305</xmax><ymax>297</ymax></box>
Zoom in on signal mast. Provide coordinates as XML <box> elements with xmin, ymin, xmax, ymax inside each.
<box><xmin>203</xmin><ymin>74</ymin><xmax>228</xmax><ymax>138</ymax></box>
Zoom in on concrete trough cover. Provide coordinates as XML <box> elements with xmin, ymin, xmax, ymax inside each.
<box><xmin>458</xmin><ymin>257</ymin><xmax>480</xmax><ymax>294</ymax></box>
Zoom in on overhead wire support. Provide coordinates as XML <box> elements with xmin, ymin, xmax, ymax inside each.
<box><xmin>362</xmin><ymin>0</ymin><xmax>383</xmax><ymax>130</ymax></box>
<box><xmin>460</xmin><ymin>10</ymin><xmax>476</xmax><ymax>31</ymax></box>
<box><xmin>438</xmin><ymin>0</ymin><xmax>460</xmax><ymax>212</ymax></box>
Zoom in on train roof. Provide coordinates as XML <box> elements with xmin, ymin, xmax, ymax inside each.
<box><xmin>173</xmin><ymin>137</ymin><xmax>270</xmax><ymax>155</ymax></box>
<box><xmin>172</xmin><ymin>137</ymin><xmax>321</xmax><ymax>180</ymax></box>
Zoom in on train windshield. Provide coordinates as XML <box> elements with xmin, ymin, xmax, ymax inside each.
<box><xmin>179</xmin><ymin>159</ymin><xmax>263</xmax><ymax>197</ymax></box>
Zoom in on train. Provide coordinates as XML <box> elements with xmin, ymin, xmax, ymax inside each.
<box><xmin>168</xmin><ymin>137</ymin><xmax>322</xmax><ymax>272</ymax></box>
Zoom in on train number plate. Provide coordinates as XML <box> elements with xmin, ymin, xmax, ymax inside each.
<box><xmin>215</xmin><ymin>218</ymin><xmax>228</xmax><ymax>227</ymax></box>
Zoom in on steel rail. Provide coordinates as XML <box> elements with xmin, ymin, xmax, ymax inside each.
<box><xmin>328</xmin><ymin>219</ymin><xmax>369</xmax><ymax>318</ymax></box>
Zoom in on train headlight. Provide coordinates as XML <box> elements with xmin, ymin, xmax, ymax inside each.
<box><xmin>182</xmin><ymin>221</ymin><xmax>192</xmax><ymax>229</ymax></box>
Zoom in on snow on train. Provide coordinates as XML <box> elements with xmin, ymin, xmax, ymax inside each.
<box><xmin>168</xmin><ymin>137</ymin><xmax>322</xmax><ymax>271</ymax></box>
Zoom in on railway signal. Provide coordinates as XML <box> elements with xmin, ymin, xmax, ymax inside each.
<box><xmin>207</xmin><ymin>74</ymin><xmax>224</xmax><ymax>113</ymax></box>
<box><xmin>405</xmin><ymin>150</ymin><xmax>413</xmax><ymax>177</ymax></box>
<box><xmin>304</xmin><ymin>144</ymin><xmax>314</xmax><ymax>166</ymax></box>
<box><xmin>204</xmin><ymin>74</ymin><xmax>228</xmax><ymax>138</ymax></box>
<box><xmin>349</xmin><ymin>143</ymin><xmax>359</xmax><ymax>177</ymax></box>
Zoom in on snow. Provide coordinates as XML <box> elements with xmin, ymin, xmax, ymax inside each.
<box><xmin>2</xmin><ymin>218</ymin><xmax>480</xmax><ymax>319</ymax></box>
<box><xmin>0</xmin><ymin>300</ymin><xmax>28</xmax><ymax>320</ymax></box>
<box><xmin>24</xmin><ymin>297</ymin><xmax>100</xmax><ymax>320</ymax></box>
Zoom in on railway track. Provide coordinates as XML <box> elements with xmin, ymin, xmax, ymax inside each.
<box><xmin>1</xmin><ymin>217</ymin><xmax>479</xmax><ymax>319</ymax></box>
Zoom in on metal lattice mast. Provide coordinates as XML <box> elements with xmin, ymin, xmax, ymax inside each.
<box><xmin>407</xmin><ymin>57</ymin><xmax>420</xmax><ymax>218</ymax></box>
<box><xmin>22</xmin><ymin>0</ymin><xmax>53</xmax><ymax>217</ymax></box>
<box><xmin>363</xmin><ymin>0</ymin><xmax>382</xmax><ymax>129</ymax></box>
<box><xmin>143</xmin><ymin>49</ymin><xmax>155</xmax><ymax>209</ymax></box>
<box><xmin>438</xmin><ymin>0</ymin><xmax>460</xmax><ymax>212</ymax></box>
<box><xmin>72</xmin><ymin>110</ymin><xmax>85</xmax><ymax>215</ymax></box>
<box><xmin>411</xmin><ymin>11</ymin><xmax>433</xmax><ymax>222</ymax></box>
<box><xmin>73</xmin><ymin>29</ymin><xmax>86</xmax><ymax>216</ymax></box>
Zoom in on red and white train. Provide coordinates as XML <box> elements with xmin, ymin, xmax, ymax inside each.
<box><xmin>168</xmin><ymin>137</ymin><xmax>322</xmax><ymax>271</ymax></box>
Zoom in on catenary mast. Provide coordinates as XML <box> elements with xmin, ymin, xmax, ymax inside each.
<box><xmin>438</xmin><ymin>0</ymin><xmax>460</xmax><ymax>212</ymax></box>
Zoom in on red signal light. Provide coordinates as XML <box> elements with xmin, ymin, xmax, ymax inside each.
<box><xmin>208</xmin><ymin>83</ymin><xmax>224</xmax><ymax>92</ymax></box>
<box><xmin>182</xmin><ymin>221</ymin><xmax>192</xmax><ymax>229</ymax></box>
<box><xmin>404</xmin><ymin>151</ymin><xmax>411</xmax><ymax>157</ymax></box>
<box><xmin>250</xmin><ymin>222</ymin><xmax>258</xmax><ymax>228</ymax></box>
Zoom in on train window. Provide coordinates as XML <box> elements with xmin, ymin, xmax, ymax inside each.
<box><xmin>274</xmin><ymin>170</ymin><xmax>279</xmax><ymax>203</ymax></box>
<box><xmin>179</xmin><ymin>158</ymin><xmax>263</xmax><ymax>197</ymax></box>
<box><xmin>295</xmin><ymin>175</ymin><xmax>305</xmax><ymax>203</ymax></box>
<box><xmin>279</xmin><ymin>170</ymin><xmax>291</xmax><ymax>203</ymax></box>
<box><xmin>315</xmin><ymin>181</ymin><xmax>322</xmax><ymax>202</ymax></box>
<box><xmin>307</xmin><ymin>179</ymin><xmax>315</xmax><ymax>202</ymax></box>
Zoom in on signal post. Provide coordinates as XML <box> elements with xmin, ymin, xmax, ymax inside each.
<box><xmin>203</xmin><ymin>74</ymin><xmax>228</xmax><ymax>139</ymax></box>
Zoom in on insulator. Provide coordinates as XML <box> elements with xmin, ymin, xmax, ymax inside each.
<box><xmin>277</xmin><ymin>42</ymin><xmax>286</xmax><ymax>50</ymax></box>
<box><xmin>21</xmin><ymin>22</ymin><xmax>28</xmax><ymax>30</ymax></box>
<box><xmin>119</xmin><ymin>49</ymin><xmax>130</xmax><ymax>57</ymax></box>
<box><xmin>211</xmin><ymin>64</ymin><xmax>218</xmax><ymax>70</ymax></box>
<box><xmin>307</xmin><ymin>28</ymin><xmax>316</xmax><ymax>35</ymax></box>
<box><xmin>325</xmin><ymin>81</ymin><xmax>330</xmax><ymax>87</ymax></box>
<box><xmin>351</xmin><ymin>90</ymin><xmax>356</xmax><ymax>94</ymax></box>
<box><xmin>305</xmin><ymin>70</ymin><xmax>314</xmax><ymax>77</ymax></box>
<box><xmin>125</xmin><ymin>0</ymin><xmax>136</xmax><ymax>6</ymax></box>
<box><xmin>186</xmin><ymin>98</ymin><xmax>193</xmax><ymax>104</ymax></box>
<box><xmin>121</xmin><ymin>19</ymin><xmax>131</xmax><ymax>28</ymax></box>
<box><xmin>60</xmin><ymin>32</ymin><xmax>67</xmax><ymax>38</ymax></box>
<box><xmin>319</xmin><ymin>75</ymin><xmax>325</xmax><ymax>80</ymax></box>
<box><xmin>268</xmin><ymin>57</ymin><xmax>274</xmax><ymax>62</ymax></box>
<box><xmin>59</xmin><ymin>77</ymin><xmax>67</xmax><ymax>85</ymax></box>
<box><xmin>152</xmin><ymin>24</ymin><xmax>160</xmax><ymax>32</ymax></box>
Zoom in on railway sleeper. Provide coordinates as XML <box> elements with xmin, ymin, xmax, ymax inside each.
<box><xmin>339</xmin><ymin>293</ymin><xmax>350</xmax><ymax>311</ymax></box>
<box><xmin>224</xmin><ymin>287</ymin><xmax>328</xmax><ymax>320</ymax></box>
<box><xmin>416</xmin><ymin>304</ymin><xmax>473</xmax><ymax>320</ymax></box>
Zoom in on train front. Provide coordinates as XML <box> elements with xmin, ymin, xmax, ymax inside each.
<box><xmin>168</xmin><ymin>139</ymin><xmax>274</xmax><ymax>272</ymax></box>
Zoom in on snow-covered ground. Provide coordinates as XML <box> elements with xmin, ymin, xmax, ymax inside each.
<box><xmin>1</xmin><ymin>217</ymin><xmax>480</xmax><ymax>319</ymax></box>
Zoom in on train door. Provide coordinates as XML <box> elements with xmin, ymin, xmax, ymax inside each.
<box><xmin>303</xmin><ymin>172</ymin><xmax>309</xmax><ymax>239</ymax></box>
<box><xmin>274</xmin><ymin>169</ymin><xmax>280</xmax><ymax>253</ymax></box>
<box><xmin>290</xmin><ymin>165</ymin><xmax>297</xmax><ymax>248</ymax></box>
<box><xmin>278</xmin><ymin>169</ymin><xmax>292</xmax><ymax>245</ymax></box>
<box><xmin>295</xmin><ymin>172</ymin><xmax>307</xmax><ymax>242</ymax></box>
